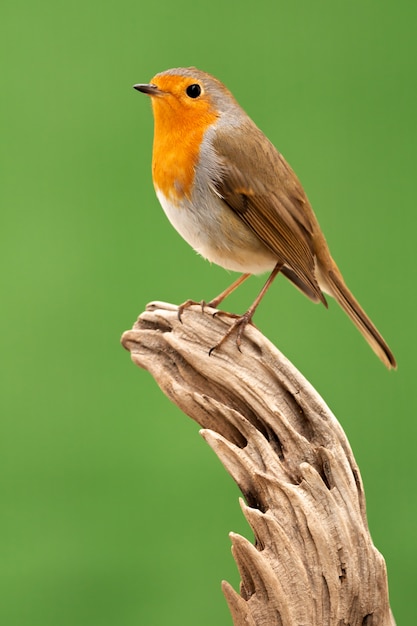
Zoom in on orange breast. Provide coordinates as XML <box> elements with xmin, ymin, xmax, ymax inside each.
<box><xmin>150</xmin><ymin>80</ymin><xmax>218</xmax><ymax>202</ymax></box>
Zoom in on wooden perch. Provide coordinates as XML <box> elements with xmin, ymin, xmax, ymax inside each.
<box><xmin>121</xmin><ymin>301</ymin><xmax>395</xmax><ymax>626</ymax></box>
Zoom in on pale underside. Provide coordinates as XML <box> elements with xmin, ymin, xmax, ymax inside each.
<box><xmin>155</xmin><ymin>188</ymin><xmax>279</xmax><ymax>275</ymax></box>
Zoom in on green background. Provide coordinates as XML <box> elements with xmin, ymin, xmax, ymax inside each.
<box><xmin>2</xmin><ymin>0</ymin><xmax>416</xmax><ymax>624</ymax></box>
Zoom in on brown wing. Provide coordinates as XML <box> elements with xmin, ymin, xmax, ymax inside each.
<box><xmin>213</xmin><ymin>121</ymin><xmax>326</xmax><ymax>305</ymax></box>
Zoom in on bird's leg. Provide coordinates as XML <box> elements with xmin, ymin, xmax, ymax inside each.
<box><xmin>177</xmin><ymin>273</ymin><xmax>251</xmax><ymax>321</ymax></box>
<box><xmin>209</xmin><ymin>263</ymin><xmax>283</xmax><ymax>356</ymax></box>
<box><xmin>207</xmin><ymin>273</ymin><xmax>251</xmax><ymax>309</ymax></box>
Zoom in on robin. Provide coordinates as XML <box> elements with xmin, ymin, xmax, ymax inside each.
<box><xmin>133</xmin><ymin>67</ymin><xmax>396</xmax><ymax>369</ymax></box>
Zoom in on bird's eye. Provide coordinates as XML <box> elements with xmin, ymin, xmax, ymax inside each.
<box><xmin>186</xmin><ymin>84</ymin><xmax>201</xmax><ymax>98</ymax></box>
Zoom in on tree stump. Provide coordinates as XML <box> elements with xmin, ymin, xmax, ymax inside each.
<box><xmin>121</xmin><ymin>301</ymin><xmax>395</xmax><ymax>626</ymax></box>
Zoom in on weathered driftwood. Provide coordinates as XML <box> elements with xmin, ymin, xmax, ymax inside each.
<box><xmin>121</xmin><ymin>301</ymin><xmax>395</xmax><ymax>626</ymax></box>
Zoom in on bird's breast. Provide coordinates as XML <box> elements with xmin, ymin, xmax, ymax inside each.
<box><xmin>155</xmin><ymin>183</ymin><xmax>277</xmax><ymax>275</ymax></box>
<box><xmin>152</xmin><ymin>121</ymin><xmax>277</xmax><ymax>274</ymax></box>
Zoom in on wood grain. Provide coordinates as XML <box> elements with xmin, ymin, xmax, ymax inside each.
<box><xmin>121</xmin><ymin>301</ymin><xmax>395</xmax><ymax>626</ymax></box>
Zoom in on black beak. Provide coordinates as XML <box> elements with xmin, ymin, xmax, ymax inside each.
<box><xmin>133</xmin><ymin>83</ymin><xmax>163</xmax><ymax>96</ymax></box>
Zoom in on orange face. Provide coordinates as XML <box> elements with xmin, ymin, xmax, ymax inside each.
<box><xmin>148</xmin><ymin>74</ymin><xmax>219</xmax><ymax>201</ymax></box>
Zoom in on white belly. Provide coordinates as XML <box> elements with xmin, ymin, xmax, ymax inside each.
<box><xmin>155</xmin><ymin>188</ymin><xmax>277</xmax><ymax>274</ymax></box>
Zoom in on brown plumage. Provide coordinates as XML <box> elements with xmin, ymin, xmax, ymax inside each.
<box><xmin>134</xmin><ymin>67</ymin><xmax>396</xmax><ymax>368</ymax></box>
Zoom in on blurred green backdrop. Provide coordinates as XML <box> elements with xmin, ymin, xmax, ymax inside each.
<box><xmin>1</xmin><ymin>0</ymin><xmax>416</xmax><ymax>624</ymax></box>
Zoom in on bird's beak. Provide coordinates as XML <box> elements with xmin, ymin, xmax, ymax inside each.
<box><xmin>133</xmin><ymin>83</ymin><xmax>164</xmax><ymax>97</ymax></box>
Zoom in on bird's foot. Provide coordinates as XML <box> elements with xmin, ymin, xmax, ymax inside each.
<box><xmin>177</xmin><ymin>299</ymin><xmax>253</xmax><ymax>356</ymax></box>
<box><xmin>177</xmin><ymin>299</ymin><xmax>210</xmax><ymax>322</ymax></box>
<box><xmin>208</xmin><ymin>310</ymin><xmax>254</xmax><ymax>356</ymax></box>
<box><xmin>178</xmin><ymin>298</ymin><xmax>240</xmax><ymax>321</ymax></box>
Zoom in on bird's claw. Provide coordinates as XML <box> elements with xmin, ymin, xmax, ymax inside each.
<box><xmin>177</xmin><ymin>299</ymin><xmax>207</xmax><ymax>322</ymax></box>
<box><xmin>208</xmin><ymin>312</ymin><xmax>253</xmax><ymax>356</ymax></box>
<box><xmin>178</xmin><ymin>299</ymin><xmax>253</xmax><ymax>356</ymax></box>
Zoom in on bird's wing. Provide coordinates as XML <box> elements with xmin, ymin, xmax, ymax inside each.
<box><xmin>212</xmin><ymin>121</ymin><xmax>326</xmax><ymax>304</ymax></box>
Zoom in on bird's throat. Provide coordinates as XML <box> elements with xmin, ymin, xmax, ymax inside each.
<box><xmin>151</xmin><ymin>98</ymin><xmax>218</xmax><ymax>202</ymax></box>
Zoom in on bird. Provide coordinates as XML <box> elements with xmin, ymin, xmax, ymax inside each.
<box><xmin>133</xmin><ymin>67</ymin><xmax>396</xmax><ymax>369</ymax></box>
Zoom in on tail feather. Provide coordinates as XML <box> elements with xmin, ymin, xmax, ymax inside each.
<box><xmin>326</xmin><ymin>268</ymin><xmax>396</xmax><ymax>369</ymax></box>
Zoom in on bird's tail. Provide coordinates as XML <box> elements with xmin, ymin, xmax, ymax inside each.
<box><xmin>319</xmin><ymin>260</ymin><xmax>396</xmax><ymax>369</ymax></box>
